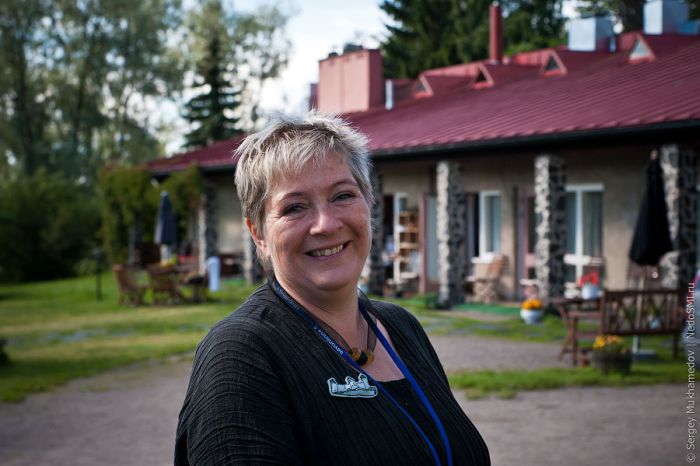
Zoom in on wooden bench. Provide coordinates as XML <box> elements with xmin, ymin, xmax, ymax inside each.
<box><xmin>557</xmin><ymin>288</ymin><xmax>685</xmax><ymax>366</ymax></box>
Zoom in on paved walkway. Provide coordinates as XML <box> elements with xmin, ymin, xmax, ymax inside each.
<box><xmin>0</xmin><ymin>336</ymin><xmax>684</xmax><ymax>466</ymax></box>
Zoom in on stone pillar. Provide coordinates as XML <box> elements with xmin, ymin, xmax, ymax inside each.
<box><xmin>203</xmin><ymin>183</ymin><xmax>218</xmax><ymax>260</ymax></box>
<box><xmin>197</xmin><ymin>194</ymin><xmax>206</xmax><ymax>274</ymax></box>
<box><xmin>368</xmin><ymin>170</ymin><xmax>385</xmax><ymax>296</ymax></box>
<box><xmin>534</xmin><ymin>155</ymin><xmax>567</xmax><ymax>300</ymax></box>
<box><xmin>436</xmin><ymin>161</ymin><xmax>466</xmax><ymax>308</ymax></box>
<box><xmin>242</xmin><ymin>223</ymin><xmax>264</xmax><ymax>285</ymax></box>
<box><xmin>659</xmin><ymin>145</ymin><xmax>698</xmax><ymax>288</ymax></box>
<box><xmin>198</xmin><ymin>184</ymin><xmax>220</xmax><ymax>277</ymax></box>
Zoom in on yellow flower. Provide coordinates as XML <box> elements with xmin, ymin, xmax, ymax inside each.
<box><xmin>521</xmin><ymin>298</ymin><xmax>543</xmax><ymax>310</ymax></box>
<box><xmin>593</xmin><ymin>335</ymin><xmax>625</xmax><ymax>353</ymax></box>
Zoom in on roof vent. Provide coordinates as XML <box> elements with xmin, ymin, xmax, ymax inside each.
<box><xmin>568</xmin><ymin>16</ymin><xmax>614</xmax><ymax>51</ymax></box>
<box><xmin>628</xmin><ymin>38</ymin><xmax>653</xmax><ymax>61</ymax></box>
<box><xmin>544</xmin><ymin>55</ymin><xmax>562</xmax><ymax>72</ymax></box>
<box><xmin>475</xmin><ymin>70</ymin><xmax>488</xmax><ymax>84</ymax></box>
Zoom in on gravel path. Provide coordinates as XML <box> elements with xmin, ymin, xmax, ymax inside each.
<box><xmin>0</xmin><ymin>335</ymin><xmax>684</xmax><ymax>466</ymax></box>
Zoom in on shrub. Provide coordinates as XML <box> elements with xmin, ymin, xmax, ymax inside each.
<box><xmin>0</xmin><ymin>170</ymin><xmax>101</xmax><ymax>281</ymax></box>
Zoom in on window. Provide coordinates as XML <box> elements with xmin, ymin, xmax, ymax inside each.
<box><xmin>479</xmin><ymin>191</ymin><xmax>501</xmax><ymax>258</ymax></box>
<box><xmin>565</xmin><ymin>184</ymin><xmax>603</xmax><ymax>283</ymax></box>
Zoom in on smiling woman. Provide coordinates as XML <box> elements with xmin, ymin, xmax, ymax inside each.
<box><xmin>174</xmin><ymin>112</ymin><xmax>490</xmax><ymax>466</ymax></box>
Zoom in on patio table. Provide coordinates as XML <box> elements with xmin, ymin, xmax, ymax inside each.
<box><xmin>552</xmin><ymin>296</ymin><xmax>602</xmax><ymax>366</ymax></box>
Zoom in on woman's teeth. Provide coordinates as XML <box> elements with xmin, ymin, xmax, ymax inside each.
<box><xmin>309</xmin><ymin>244</ymin><xmax>344</xmax><ymax>257</ymax></box>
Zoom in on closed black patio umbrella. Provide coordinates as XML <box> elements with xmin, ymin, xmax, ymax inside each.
<box><xmin>628</xmin><ymin>156</ymin><xmax>673</xmax><ymax>360</ymax></box>
<box><xmin>155</xmin><ymin>191</ymin><xmax>178</xmax><ymax>261</ymax></box>
<box><xmin>629</xmin><ymin>157</ymin><xmax>672</xmax><ymax>266</ymax></box>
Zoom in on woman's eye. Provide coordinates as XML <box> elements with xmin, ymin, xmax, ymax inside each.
<box><xmin>334</xmin><ymin>192</ymin><xmax>355</xmax><ymax>202</ymax></box>
<box><xmin>283</xmin><ymin>204</ymin><xmax>304</xmax><ymax>215</ymax></box>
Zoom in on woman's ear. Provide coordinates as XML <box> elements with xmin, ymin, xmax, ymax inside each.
<box><xmin>245</xmin><ymin>217</ymin><xmax>268</xmax><ymax>259</ymax></box>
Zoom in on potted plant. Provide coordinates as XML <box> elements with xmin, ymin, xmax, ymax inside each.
<box><xmin>520</xmin><ymin>298</ymin><xmax>544</xmax><ymax>324</ymax></box>
<box><xmin>591</xmin><ymin>335</ymin><xmax>632</xmax><ymax>375</ymax></box>
<box><xmin>579</xmin><ymin>270</ymin><xmax>600</xmax><ymax>300</ymax></box>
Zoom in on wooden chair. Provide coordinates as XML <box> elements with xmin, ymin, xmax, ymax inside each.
<box><xmin>555</xmin><ymin>297</ymin><xmax>602</xmax><ymax>366</ymax></box>
<box><xmin>147</xmin><ymin>265</ymin><xmax>185</xmax><ymax>305</ymax></box>
<box><xmin>112</xmin><ymin>264</ymin><xmax>147</xmax><ymax>306</ymax></box>
<box><xmin>465</xmin><ymin>255</ymin><xmax>506</xmax><ymax>303</ymax></box>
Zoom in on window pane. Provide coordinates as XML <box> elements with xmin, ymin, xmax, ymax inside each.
<box><xmin>565</xmin><ymin>264</ymin><xmax>577</xmax><ymax>283</ymax></box>
<box><xmin>485</xmin><ymin>195</ymin><xmax>501</xmax><ymax>253</ymax></box>
<box><xmin>582</xmin><ymin>192</ymin><xmax>603</xmax><ymax>256</ymax></box>
<box><xmin>566</xmin><ymin>193</ymin><xmax>577</xmax><ymax>253</ymax></box>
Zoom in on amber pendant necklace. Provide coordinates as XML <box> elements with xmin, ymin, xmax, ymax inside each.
<box><xmin>315</xmin><ymin>310</ymin><xmax>377</xmax><ymax>366</ymax></box>
<box><xmin>270</xmin><ymin>274</ymin><xmax>378</xmax><ymax>366</ymax></box>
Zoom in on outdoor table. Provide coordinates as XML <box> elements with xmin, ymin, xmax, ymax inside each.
<box><xmin>552</xmin><ymin>296</ymin><xmax>602</xmax><ymax>366</ymax></box>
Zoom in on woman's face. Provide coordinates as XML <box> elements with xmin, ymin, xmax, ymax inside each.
<box><xmin>250</xmin><ymin>154</ymin><xmax>371</xmax><ymax>300</ymax></box>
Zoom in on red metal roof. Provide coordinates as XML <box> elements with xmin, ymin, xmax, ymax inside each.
<box><xmin>147</xmin><ymin>134</ymin><xmax>245</xmax><ymax>174</ymax></box>
<box><xmin>349</xmin><ymin>35</ymin><xmax>700</xmax><ymax>154</ymax></box>
<box><xmin>148</xmin><ymin>33</ymin><xmax>700</xmax><ymax>172</ymax></box>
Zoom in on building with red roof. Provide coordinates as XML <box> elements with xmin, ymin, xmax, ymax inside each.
<box><xmin>148</xmin><ymin>0</ymin><xmax>698</xmax><ymax>303</ymax></box>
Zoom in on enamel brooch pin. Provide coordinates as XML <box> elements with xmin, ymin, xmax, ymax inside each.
<box><xmin>327</xmin><ymin>374</ymin><xmax>378</xmax><ymax>398</ymax></box>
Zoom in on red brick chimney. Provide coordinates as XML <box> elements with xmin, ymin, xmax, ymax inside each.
<box><xmin>489</xmin><ymin>3</ymin><xmax>503</xmax><ymax>64</ymax></box>
<box><xmin>317</xmin><ymin>48</ymin><xmax>384</xmax><ymax>114</ymax></box>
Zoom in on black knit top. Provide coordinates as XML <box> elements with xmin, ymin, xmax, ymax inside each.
<box><xmin>175</xmin><ymin>284</ymin><xmax>490</xmax><ymax>465</ymax></box>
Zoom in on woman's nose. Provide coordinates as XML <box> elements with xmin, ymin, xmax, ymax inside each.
<box><xmin>309</xmin><ymin>205</ymin><xmax>342</xmax><ymax>235</ymax></box>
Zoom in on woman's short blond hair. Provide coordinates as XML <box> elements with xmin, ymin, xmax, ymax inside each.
<box><xmin>234</xmin><ymin>111</ymin><xmax>375</xmax><ymax>237</ymax></box>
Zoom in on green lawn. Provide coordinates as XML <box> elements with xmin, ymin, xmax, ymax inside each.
<box><xmin>448</xmin><ymin>361</ymin><xmax>686</xmax><ymax>399</ymax></box>
<box><xmin>0</xmin><ymin>273</ymin><xmax>257</xmax><ymax>402</ymax></box>
<box><xmin>0</xmin><ymin>276</ymin><xmax>688</xmax><ymax>402</ymax></box>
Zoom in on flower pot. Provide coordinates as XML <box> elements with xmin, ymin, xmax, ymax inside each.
<box><xmin>581</xmin><ymin>283</ymin><xmax>599</xmax><ymax>300</ymax></box>
<box><xmin>592</xmin><ymin>351</ymin><xmax>632</xmax><ymax>375</ymax></box>
<box><xmin>520</xmin><ymin>308</ymin><xmax>543</xmax><ymax>324</ymax></box>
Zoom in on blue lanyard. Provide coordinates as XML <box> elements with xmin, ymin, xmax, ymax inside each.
<box><xmin>270</xmin><ymin>279</ymin><xmax>453</xmax><ymax>466</ymax></box>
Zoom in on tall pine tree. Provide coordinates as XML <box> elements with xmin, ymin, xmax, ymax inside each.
<box><xmin>182</xmin><ymin>0</ymin><xmax>290</xmax><ymax>149</ymax></box>
<box><xmin>183</xmin><ymin>31</ymin><xmax>243</xmax><ymax>149</ymax></box>
<box><xmin>381</xmin><ymin>0</ymin><xmax>565</xmax><ymax>78</ymax></box>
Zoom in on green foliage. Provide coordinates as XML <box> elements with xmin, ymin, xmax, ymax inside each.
<box><xmin>161</xmin><ymin>164</ymin><xmax>204</xmax><ymax>234</ymax></box>
<box><xmin>381</xmin><ymin>0</ymin><xmax>565</xmax><ymax>78</ymax></box>
<box><xmin>99</xmin><ymin>165</ymin><xmax>159</xmax><ymax>264</ymax></box>
<box><xmin>0</xmin><ymin>170</ymin><xmax>101</xmax><ymax>281</ymax></box>
<box><xmin>0</xmin><ymin>0</ymin><xmax>184</xmax><ymax>184</ymax></box>
<box><xmin>99</xmin><ymin>163</ymin><xmax>203</xmax><ymax>264</ymax></box>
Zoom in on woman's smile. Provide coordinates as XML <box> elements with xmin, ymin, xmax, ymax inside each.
<box><xmin>306</xmin><ymin>241</ymin><xmax>349</xmax><ymax>258</ymax></box>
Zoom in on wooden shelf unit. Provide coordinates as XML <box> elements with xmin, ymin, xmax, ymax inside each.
<box><xmin>396</xmin><ymin>211</ymin><xmax>420</xmax><ymax>285</ymax></box>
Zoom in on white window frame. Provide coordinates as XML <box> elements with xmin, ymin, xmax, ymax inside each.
<box><xmin>393</xmin><ymin>192</ymin><xmax>409</xmax><ymax>282</ymax></box>
<box><xmin>478</xmin><ymin>190</ymin><xmax>501</xmax><ymax>260</ymax></box>
<box><xmin>564</xmin><ymin>183</ymin><xmax>604</xmax><ymax>282</ymax></box>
